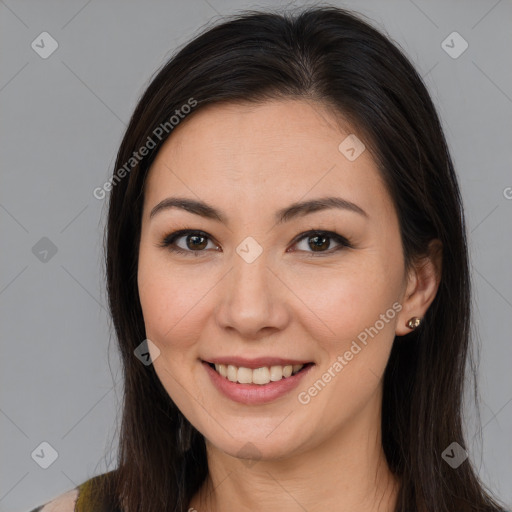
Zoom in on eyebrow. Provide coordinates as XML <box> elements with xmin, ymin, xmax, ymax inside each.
<box><xmin>149</xmin><ymin>196</ymin><xmax>368</xmax><ymax>224</ymax></box>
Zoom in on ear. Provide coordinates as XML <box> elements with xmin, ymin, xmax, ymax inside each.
<box><xmin>395</xmin><ymin>239</ymin><xmax>443</xmax><ymax>336</ymax></box>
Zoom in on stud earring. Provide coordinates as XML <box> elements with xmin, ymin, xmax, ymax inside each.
<box><xmin>406</xmin><ymin>317</ymin><xmax>421</xmax><ymax>329</ymax></box>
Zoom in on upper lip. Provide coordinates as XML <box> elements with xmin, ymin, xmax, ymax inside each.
<box><xmin>202</xmin><ymin>357</ymin><xmax>313</xmax><ymax>369</ymax></box>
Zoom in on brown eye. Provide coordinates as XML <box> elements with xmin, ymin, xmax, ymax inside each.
<box><xmin>159</xmin><ymin>229</ymin><xmax>351</xmax><ymax>257</ymax></box>
<box><xmin>185</xmin><ymin>233</ymin><xmax>208</xmax><ymax>250</ymax></box>
<box><xmin>292</xmin><ymin>230</ymin><xmax>351</xmax><ymax>255</ymax></box>
<box><xmin>307</xmin><ymin>234</ymin><xmax>330</xmax><ymax>251</ymax></box>
<box><xmin>159</xmin><ymin>230</ymin><xmax>218</xmax><ymax>256</ymax></box>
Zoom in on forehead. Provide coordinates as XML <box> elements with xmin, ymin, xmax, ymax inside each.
<box><xmin>155</xmin><ymin>99</ymin><xmax>356</xmax><ymax>173</ymax></box>
<box><xmin>143</xmin><ymin>99</ymin><xmax>394</xmax><ymax>223</ymax></box>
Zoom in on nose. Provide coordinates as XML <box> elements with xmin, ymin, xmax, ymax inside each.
<box><xmin>214</xmin><ymin>245</ymin><xmax>290</xmax><ymax>339</ymax></box>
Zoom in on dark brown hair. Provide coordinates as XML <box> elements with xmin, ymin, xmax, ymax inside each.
<box><xmin>95</xmin><ymin>5</ymin><xmax>507</xmax><ymax>512</ymax></box>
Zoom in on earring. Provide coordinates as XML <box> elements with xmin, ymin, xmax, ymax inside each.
<box><xmin>406</xmin><ymin>317</ymin><xmax>421</xmax><ymax>329</ymax></box>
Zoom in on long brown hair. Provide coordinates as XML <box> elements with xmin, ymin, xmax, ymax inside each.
<box><xmin>95</xmin><ymin>5</ymin><xmax>507</xmax><ymax>511</ymax></box>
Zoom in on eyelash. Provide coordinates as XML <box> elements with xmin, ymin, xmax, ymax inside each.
<box><xmin>157</xmin><ymin>228</ymin><xmax>352</xmax><ymax>257</ymax></box>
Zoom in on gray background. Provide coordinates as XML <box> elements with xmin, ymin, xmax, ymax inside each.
<box><xmin>1</xmin><ymin>0</ymin><xmax>511</xmax><ymax>511</ymax></box>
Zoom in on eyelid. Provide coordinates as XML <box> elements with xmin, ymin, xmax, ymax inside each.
<box><xmin>158</xmin><ymin>227</ymin><xmax>352</xmax><ymax>257</ymax></box>
<box><xmin>291</xmin><ymin>229</ymin><xmax>352</xmax><ymax>249</ymax></box>
<box><xmin>157</xmin><ymin>229</ymin><xmax>219</xmax><ymax>252</ymax></box>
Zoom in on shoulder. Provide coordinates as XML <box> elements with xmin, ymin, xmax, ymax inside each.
<box><xmin>27</xmin><ymin>470</ymin><xmax>120</xmax><ymax>512</ymax></box>
<box><xmin>27</xmin><ymin>488</ymin><xmax>79</xmax><ymax>512</ymax></box>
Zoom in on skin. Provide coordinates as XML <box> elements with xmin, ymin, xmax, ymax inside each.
<box><xmin>137</xmin><ymin>99</ymin><xmax>442</xmax><ymax>512</ymax></box>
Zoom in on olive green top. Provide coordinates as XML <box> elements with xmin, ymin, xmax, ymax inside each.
<box><xmin>27</xmin><ymin>472</ymin><xmax>511</xmax><ymax>512</ymax></box>
<box><xmin>28</xmin><ymin>471</ymin><xmax>120</xmax><ymax>512</ymax></box>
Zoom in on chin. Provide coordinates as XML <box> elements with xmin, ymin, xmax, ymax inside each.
<box><xmin>203</xmin><ymin>424</ymin><xmax>311</xmax><ymax>463</ymax></box>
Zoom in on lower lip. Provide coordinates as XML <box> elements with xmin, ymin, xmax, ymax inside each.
<box><xmin>202</xmin><ymin>361</ymin><xmax>314</xmax><ymax>405</ymax></box>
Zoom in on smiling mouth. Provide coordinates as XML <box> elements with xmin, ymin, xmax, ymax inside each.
<box><xmin>205</xmin><ymin>361</ymin><xmax>314</xmax><ymax>385</ymax></box>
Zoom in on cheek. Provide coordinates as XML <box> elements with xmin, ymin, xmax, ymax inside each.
<box><xmin>137</xmin><ymin>252</ymin><xmax>213</xmax><ymax>352</ymax></box>
<box><xmin>294</xmin><ymin>256</ymin><xmax>402</xmax><ymax>342</ymax></box>
<box><xmin>293</xmin><ymin>252</ymin><xmax>402</xmax><ymax>408</ymax></box>
<box><xmin>137</xmin><ymin>256</ymin><xmax>212</xmax><ymax>413</ymax></box>
<box><xmin>295</xmin><ymin>269</ymin><xmax>400</xmax><ymax>429</ymax></box>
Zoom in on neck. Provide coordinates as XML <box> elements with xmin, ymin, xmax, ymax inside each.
<box><xmin>189</xmin><ymin>391</ymin><xmax>400</xmax><ymax>512</ymax></box>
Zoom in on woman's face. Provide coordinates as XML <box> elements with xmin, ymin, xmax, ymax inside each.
<box><xmin>137</xmin><ymin>99</ymin><xmax>422</xmax><ymax>461</ymax></box>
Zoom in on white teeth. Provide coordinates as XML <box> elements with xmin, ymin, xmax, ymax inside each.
<box><xmin>270</xmin><ymin>365</ymin><xmax>283</xmax><ymax>381</ymax></box>
<box><xmin>213</xmin><ymin>363</ymin><xmax>305</xmax><ymax>385</ymax></box>
<box><xmin>217</xmin><ymin>364</ymin><xmax>227</xmax><ymax>377</ymax></box>
<box><xmin>227</xmin><ymin>364</ymin><xmax>237</xmax><ymax>382</ymax></box>
<box><xmin>237</xmin><ymin>367</ymin><xmax>253</xmax><ymax>384</ymax></box>
<box><xmin>252</xmin><ymin>367</ymin><xmax>270</xmax><ymax>384</ymax></box>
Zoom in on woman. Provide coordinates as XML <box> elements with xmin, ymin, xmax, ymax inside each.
<box><xmin>28</xmin><ymin>5</ymin><xmax>508</xmax><ymax>512</ymax></box>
